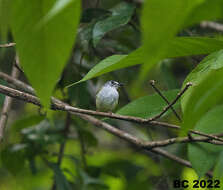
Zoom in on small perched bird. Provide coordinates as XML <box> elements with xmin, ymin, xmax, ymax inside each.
<box><xmin>96</xmin><ymin>80</ymin><xmax>122</xmax><ymax>112</ymax></box>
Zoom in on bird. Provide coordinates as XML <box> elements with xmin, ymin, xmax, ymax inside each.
<box><xmin>96</xmin><ymin>80</ymin><xmax>122</xmax><ymax>112</ymax></box>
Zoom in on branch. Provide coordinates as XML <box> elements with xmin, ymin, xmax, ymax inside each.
<box><xmin>0</xmin><ymin>71</ymin><xmax>180</xmax><ymax>128</ymax></box>
<box><xmin>149</xmin><ymin>80</ymin><xmax>181</xmax><ymax>121</ymax></box>
<box><xmin>0</xmin><ymin>57</ymin><xmax>20</xmax><ymax>141</ymax></box>
<box><xmin>0</xmin><ymin>71</ymin><xmax>34</xmax><ymax>94</ymax></box>
<box><xmin>0</xmin><ymin>84</ymin><xmax>223</xmax><ymax>147</ymax></box>
<box><xmin>63</xmin><ymin>82</ymin><xmax>192</xmax><ymax>123</ymax></box>
<box><xmin>200</xmin><ymin>21</ymin><xmax>223</xmax><ymax>32</ymax></box>
<box><xmin>0</xmin><ymin>74</ymin><xmax>222</xmax><ymax>143</ymax></box>
<box><xmin>0</xmin><ymin>43</ymin><xmax>16</xmax><ymax>48</ymax></box>
<box><xmin>0</xmin><ymin>84</ymin><xmax>217</xmax><ymax>177</ymax></box>
<box><xmin>149</xmin><ymin>82</ymin><xmax>192</xmax><ymax>121</ymax></box>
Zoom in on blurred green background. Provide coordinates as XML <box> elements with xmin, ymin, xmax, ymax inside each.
<box><xmin>0</xmin><ymin>0</ymin><xmax>223</xmax><ymax>189</ymax></box>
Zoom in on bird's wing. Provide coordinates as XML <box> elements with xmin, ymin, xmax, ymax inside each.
<box><xmin>95</xmin><ymin>86</ymin><xmax>102</xmax><ymax>96</ymax></box>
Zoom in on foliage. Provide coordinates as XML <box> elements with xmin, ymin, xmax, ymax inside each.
<box><xmin>0</xmin><ymin>0</ymin><xmax>223</xmax><ymax>189</ymax></box>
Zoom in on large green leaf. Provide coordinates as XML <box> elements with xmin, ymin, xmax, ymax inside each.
<box><xmin>117</xmin><ymin>89</ymin><xmax>179</xmax><ymax>119</ymax></box>
<box><xmin>188</xmin><ymin>105</ymin><xmax>223</xmax><ymax>177</ymax></box>
<box><xmin>182</xmin><ymin>50</ymin><xmax>223</xmax><ymax>98</ymax></box>
<box><xmin>92</xmin><ymin>2</ymin><xmax>135</xmax><ymax>47</ymax></box>
<box><xmin>70</xmin><ymin>37</ymin><xmax>223</xmax><ymax>86</ymax></box>
<box><xmin>181</xmin><ymin>50</ymin><xmax>223</xmax><ymax>135</ymax></box>
<box><xmin>11</xmin><ymin>0</ymin><xmax>81</xmax><ymax>109</ymax></box>
<box><xmin>139</xmin><ymin>0</ymin><xmax>203</xmax><ymax>81</ymax></box>
<box><xmin>188</xmin><ymin>143</ymin><xmax>217</xmax><ymax>178</ymax></box>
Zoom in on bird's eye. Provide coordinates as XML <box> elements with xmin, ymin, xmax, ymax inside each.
<box><xmin>111</xmin><ymin>81</ymin><xmax>115</xmax><ymax>85</ymax></box>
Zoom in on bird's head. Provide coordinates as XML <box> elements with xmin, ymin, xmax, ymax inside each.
<box><xmin>105</xmin><ymin>80</ymin><xmax>123</xmax><ymax>89</ymax></box>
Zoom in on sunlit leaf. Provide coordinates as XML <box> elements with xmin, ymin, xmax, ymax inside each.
<box><xmin>71</xmin><ymin>37</ymin><xmax>223</xmax><ymax>86</ymax></box>
<box><xmin>181</xmin><ymin>50</ymin><xmax>223</xmax><ymax>135</ymax></box>
<box><xmin>117</xmin><ymin>89</ymin><xmax>179</xmax><ymax>118</ymax></box>
<box><xmin>139</xmin><ymin>0</ymin><xmax>203</xmax><ymax>81</ymax></box>
<box><xmin>188</xmin><ymin>105</ymin><xmax>223</xmax><ymax>177</ymax></box>
<box><xmin>11</xmin><ymin>0</ymin><xmax>81</xmax><ymax>109</ymax></box>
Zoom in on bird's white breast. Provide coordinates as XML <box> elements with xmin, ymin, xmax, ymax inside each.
<box><xmin>96</xmin><ymin>86</ymin><xmax>119</xmax><ymax>111</ymax></box>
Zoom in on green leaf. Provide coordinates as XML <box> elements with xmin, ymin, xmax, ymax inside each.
<box><xmin>117</xmin><ymin>89</ymin><xmax>179</xmax><ymax>118</ymax></box>
<box><xmin>181</xmin><ymin>50</ymin><xmax>223</xmax><ymax>135</ymax></box>
<box><xmin>214</xmin><ymin>151</ymin><xmax>223</xmax><ymax>179</ymax></box>
<box><xmin>102</xmin><ymin>159</ymin><xmax>142</xmax><ymax>180</ymax></box>
<box><xmin>92</xmin><ymin>2</ymin><xmax>135</xmax><ymax>47</ymax></box>
<box><xmin>49</xmin><ymin>162</ymin><xmax>72</xmax><ymax>190</ymax></box>
<box><xmin>189</xmin><ymin>105</ymin><xmax>223</xmax><ymax>153</ymax></box>
<box><xmin>81</xmin><ymin>8</ymin><xmax>111</xmax><ymax>23</ymax></box>
<box><xmin>70</xmin><ymin>37</ymin><xmax>223</xmax><ymax>86</ymax></box>
<box><xmin>76</xmin><ymin>126</ymin><xmax>98</xmax><ymax>147</ymax></box>
<box><xmin>42</xmin><ymin>0</ymin><xmax>77</xmax><ymax>23</ymax></box>
<box><xmin>184</xmin><ymin>0</ymin><xmax>223</xmax><ymax>27</ymax></box>
<box><xmin>79</xmin><ymin>169</ymin><xmax>106</xmax><ymax>186</ymax></box>
<box><xmin>167</xmin><ymin>37</ymin><xmax>223</xmax><ymax>58</ymax></box>
<box><xmin>140</xmin><ymin>0</ymin><xmax>203</xmax><ymax>81</ymax></box>
<box><xmin>11</xmin><ymin>115</ymin><xmax>44</xmax><ymax>132</ymax></box>
<box><xmin>21</xmin><ymin>120</ymin><xmax>64</xmax><ymax>145</ymax></box>
<box><xmin>182</xmin><ymin>50</ymin><xmax>223</xmax><ymax>90</ymax></box>
<box><xmin>11</xmin><ymin>0</ymin><xmax>81</xmax><ymax>109</ymax></box>
<box><xmin>1</xmin><ymin>145</ymin><xmax>26</xmax><ymax>174</ymax></box>
<box><xmin>0</xmin><ymin>0</ymin><xmax>11</xmax><ymax>41</ymax></box>
<box><xmin>188</xmin><ymin>105</ymin><xmax>223</xmax><ymax>177</ymax></box>
<box><xmin>188</xmin><ymin>143</ymin><xmax>217</xmax><ymax>178</ymax></box>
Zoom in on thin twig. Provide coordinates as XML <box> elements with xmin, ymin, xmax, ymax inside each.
<box><xmin>51</xmin><ymin>113</ymin><xmax>71</xmax><ymax>190</ymax></box>
<box><xmin>0</xmin><ymin>43</ymin><xmax>16</xmax><ymax>48</ymax></box>
<box><xmin>191</xmin><ymin>130</ymin><xmax>223</xmax><ymax>143</ymax></box>
<box><xmin>149</xmin><ymin>82</ymin><xmax>192</xmax><ymax>121</ymax></box>
<box><xmin>0</xmin><ymin>56</ymin><xmax>20</xmax><ymax>141</ymax></box>
<box><xmin>77</xmin><ymin>128</ymin><xmax>87</xmax><ymax>170</ymax></box>
<box><xmin>14</xmin><ymin>62</ymin><xmax>24</xmax><ymax>74</ymax></box>
<box><xmin>57</xmin><ymin>114</ymin><xmax>71</xmax><ymax>165</ymax></box>
<box><xmin>149</xmin><ymin>80</ymin><xmax>181</xmax><ymax>121</ymax></box>
<box><xmin>0</xmin><ymin>71</ymin><xmax>35</xmax><ymax>94</ymax></box>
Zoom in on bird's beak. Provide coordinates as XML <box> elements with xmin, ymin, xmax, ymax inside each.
<box><xmin>119</xmin><ymin>83</ymin><xmax>124</xmax><ymax>87</ymax></box>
